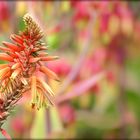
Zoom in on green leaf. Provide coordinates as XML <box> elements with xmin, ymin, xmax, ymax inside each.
<box><xmin>125</xmin><ymin>90</ymin><xmax>140</xmax><ymax>122</ymax></box>
<box><xmin>18</xmin><ymin>17</ymin><xmax>25</xmax><ymax>31</ymax></box>
<box><xmin>47</xmin><ymin>34</ymin><xmax>60</xmax><ymax>50</ymax></box>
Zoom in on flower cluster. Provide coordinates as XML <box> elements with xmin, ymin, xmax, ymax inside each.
<box><xmin>0</xmin><ymin>14</ymin><xmax>59</xmax><ymax>110</ymax></box>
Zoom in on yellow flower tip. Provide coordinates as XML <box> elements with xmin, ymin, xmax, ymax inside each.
<box><xmin>37</xmin><ymin>77</ymin><xmax>55</xmax><ymax>96</ymax></box>
<box><xmin>38</xmin><ymin>52</ymin><xmax>49</xmax><ymax>57</ymax></box>
<box><xmin>39</xmin><ymin>65</ymin><xmax>60</xmax><ymax>82</ymax></box>
<box><xmin>29</xmin><ymin>57</ymin><xmax>41</xmax><ymax>63</ymax></box>
<box><xmin>40</xmin><ymin>46</ymin><xmax>47</xmax><ymax>50</ymax></box>
<box><xmin>11</xmin><ymin>63</ymin><xmax>21</xmax><ymax>70</ymax></box>
<box><xmin>0</xmin><ymin>71</ymin><xmax>11</xmax><ymax>82</ymax></box>
<box><xmin>31</xmin><ymin>76</ymin><xmax>36</xmax><ymax>89</ymax></box>
<box><xmin>21</xmin><ymin>77</ymin><xmax>28</xmax><ymax>85</ymax></box>
<box><xmin>23</xmin><ymin>13</ymin><xmax>32</xmax><ymax>20</ymax></box>
<box><xmin>0</xmin><ymin>67</ymin><xmax>11</xmax><ymax>77</ymax></box>
<box><xmin>31</xmin><ymin>76</ymin><xmax>37</xmax><ymax>103</ymax></box>
<box><xmin>53</xmin><ymin>56</ymin><xmax>59</xmax><ymax>60</ymax></box>
<box><xmin>10</xmin><ymin>68</ymin><xmax>21</xmax><ymax>79</ymax></box>
<box><xmin>40</xmin><ymin>56</ymin><xmax>59</xmax><ymax>61</ymax></box>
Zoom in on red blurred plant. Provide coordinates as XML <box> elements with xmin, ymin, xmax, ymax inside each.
<box><xmin>48</xmin><ymin>58</ymin><xmax>71</xmax><ymax>78</ymax></box>
<box><xmin>0</xmin><ymin>1</ymin><xmax>10</xmax><ymax>32</ymax></box>
<box><xmin>58</xmin><ymin>102</ymin><xmax>75</xmax><ymax>126</ymax></box>
<box><xmin>72</xmin><ymin>1</ymin><xmax>91</xmax><ymax>23</ymax></box>
<box><xmin>0</xmin><ymin>2</ymin><xmax>9</xmax><ymax>21</ymax></box>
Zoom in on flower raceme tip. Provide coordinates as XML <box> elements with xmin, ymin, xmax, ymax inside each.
<box><xmin>0</xmin><ymin>13</ymin><xmax>59</xmax><ymax>110</ymax></box>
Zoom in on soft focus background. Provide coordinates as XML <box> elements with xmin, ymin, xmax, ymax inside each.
<box><xmin>0</xmin><ymin>1</ymin><xmax>140</xmax><ymax>139</ymax></box>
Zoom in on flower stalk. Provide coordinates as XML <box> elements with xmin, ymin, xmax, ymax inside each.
<box><xmin>0</xmin><ymin>13</ymin><xmax>59</xmax><ymax>133</ymax></box>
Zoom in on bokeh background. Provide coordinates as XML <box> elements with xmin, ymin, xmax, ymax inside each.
<box><xmin>0</xmin><ymin>1</ymin><xmax>140</xmax><ymax>139</ymax></box>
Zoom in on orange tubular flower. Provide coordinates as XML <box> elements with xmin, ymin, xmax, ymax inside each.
<box><xmin>0</xmin><ymin>14</ymin><xmax>59</xmax><ymax>110</ymax></box>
